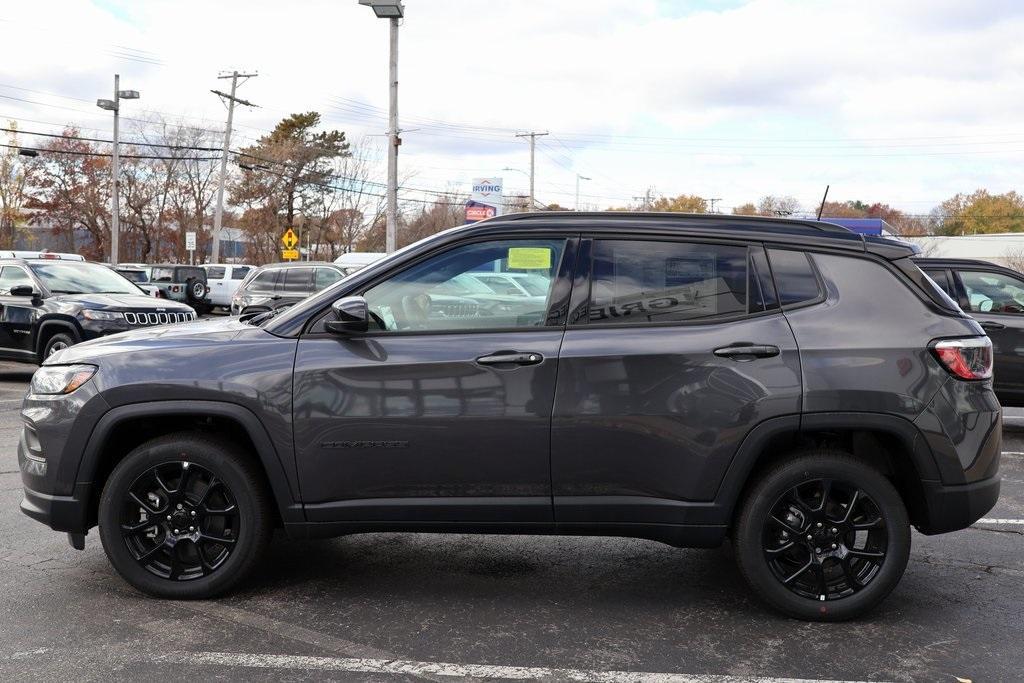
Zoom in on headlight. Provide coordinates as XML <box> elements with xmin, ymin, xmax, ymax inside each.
<box><xmin>31</xmin><ymin>365</ymin><xmax>97</xmax><ymax>395</ymax></box>
<box><xmin>82</xmin><ymin>309</ymin><xmax>124</xmax><ymax>321</ymax></box>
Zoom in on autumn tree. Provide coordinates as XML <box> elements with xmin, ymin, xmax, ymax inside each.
<box><xmin>933</xmin><ymin>190</ymin><xmax>1024</xmax><ymax>236</ymax></box>
<box><xmin>732</xmin><ymin>203</ymin><xmax>757</xmax><ymax>216</ymax></box>
<box><xmin>0</xmin><ymin>124</ymin><xmax>35</xmax><ymax>248</ymax></box>
<box><xmin>650</xmin><ymin>194</ymin><xmax>707</xmax><ymax>213</ymax></box>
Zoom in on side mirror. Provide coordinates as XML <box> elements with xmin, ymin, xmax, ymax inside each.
<box><xmin>325</xmin><ymin>296</ymin><xmax>369</xmax><ymax>334</ymax></box>
<box><xmin>10</xmin><ymin>285</ymin><xmax>36</xmax><ymax>298</ymax></box>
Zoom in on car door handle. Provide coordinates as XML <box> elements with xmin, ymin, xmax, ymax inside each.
<box><xmin>476</xmin><ymin>351</ymin><xmax>544</xmax><ymax>366</ymax></box>
<box><xmin>979</xmin><ymin>321</ymin><xmax>1005</xmax><ymax>331</ymax></box>
<box><xmin>713</xmin><ymin>344</ymin><xmax>780</xmax><ymax>360</ymax></box>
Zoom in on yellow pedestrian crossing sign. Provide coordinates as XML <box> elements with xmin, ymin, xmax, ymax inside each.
<box><xmin>281</xmin><ymin>228</ymin><xmax>298</xmax><ymax>249</ymax></box>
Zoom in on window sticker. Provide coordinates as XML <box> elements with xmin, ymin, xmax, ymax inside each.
<box><xmin>507</xmin><ymin>247</ymin><xmax>552</xmax><ymax>270</ymax></box>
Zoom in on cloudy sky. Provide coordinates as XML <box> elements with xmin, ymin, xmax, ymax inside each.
<box><xmin>3</xmin><ymin>0</ymin><xmax>1024</xmax><ymax>215</ymax></box>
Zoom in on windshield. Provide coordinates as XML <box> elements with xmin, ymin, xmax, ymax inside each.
<box><xmin>31</xmin><ymin>262</ymin><xmax>142</xmax><ymax>295</ymax></box>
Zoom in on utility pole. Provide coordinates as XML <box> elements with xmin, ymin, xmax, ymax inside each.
<box><xmin>633</xmin><ymin>188</ymin><xmax>654</xmax><ymax>211</ymax></box>
<box><xmin>386</xmin><ymin>15</ymin><xmax>400</xmax><ymax>253</ymax></box>
<box><xmin>515</xmin><ymin>131</ymin><xmax>548</xmax><ymax>210</ymax></box>
<box><xmin>575</xmin><ymin>174</ymin><xmax>591</xmax><ymax>211</ymax></box>
<box><xmin>707</xmin><ymin>197</ymin><xmax>722</xmax><ymax>213</ymax></box>
<box><xmin>211</xmin><ymin>71</ymin><xmax>258</xmax><ymax>263</ymax></box>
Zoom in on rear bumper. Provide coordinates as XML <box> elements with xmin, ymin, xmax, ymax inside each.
<box><xmin>917</xmin><ymin>475</ymin><xmax>1000</xmax><ymax>534</ymax></box>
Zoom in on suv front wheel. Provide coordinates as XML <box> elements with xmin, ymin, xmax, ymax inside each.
<box><xmin>734</xmin><ymin>451</ymin><xmax>911</xmax><ymax>621</ymax></box>
<box><xmin>98</xmin><ymin>433</ymin><xmax>273</xmax><ymax>599</ymax></box>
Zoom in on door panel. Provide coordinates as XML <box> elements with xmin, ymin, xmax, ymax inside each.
<box><xmin>953</xmin><ymin>268</ymin><xmax>1024</xmax><ymax>405</ymax></box>
<box><xmin>551</xmin><ymin>315</ymin><xmax>801</xmax><ymax>523</ymax></box>
<box><xmin>293</xmin><ymin>330</ymin><xmax>564</xmax><ymax>522</ymax></box>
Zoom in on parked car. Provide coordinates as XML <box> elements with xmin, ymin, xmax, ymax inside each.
<box><xmin>0</xmin><ymin>258</ymin><xmax>196</xmax><ymax>361</ymax></box>
<box><xmin>230</xmin><ymin>262</ymin><xmax>346</xmax><ymax>315</ymax></box>
<box><xmin>113</xmin><ymin>266</ymin><xmax>161</xmax><ymax>298</ymax></box>
<box><xmin>202</xmin><ymin>263</ymin><xmax>254</xmax><ymax>310</ymax></box>
<box><xmin>916</xmin><ymin>257</ymin><xmax>1024</xmax><ymax>406</ymax></box>
<box><xmin>0</xmin><ymin>250</ymin><xmax>84</xmax><ymax>261</ymax></box>
<box><xmin>147</xmin><ymin>264</ymin><xmax>211</xmax><ymax>313</ymax></box>
<box><xmin>20</xmin><ymin>212</ymin><xmax>1000</xmax><ymax>621</ymax></box>
<box><xmin>334</xmin><ymin>251</ymin><xmax>385</xmax><ymax>276</ymax></box>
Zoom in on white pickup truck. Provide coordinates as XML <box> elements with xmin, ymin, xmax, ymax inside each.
<box><xmin>202</xmin><ymin>263</ymin><xmax>254</xmax><ymax>309</ymax></box>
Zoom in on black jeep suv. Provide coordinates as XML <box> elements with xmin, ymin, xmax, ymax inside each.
<box><xmin>18</xmin><ymin>213</ymin><xmax>1000</xmax><ymax>620</ymax></box>
<box><xmin>0</xmin><ymin>258</ymin><xmax>197</xmax><ymax>362</ymax></box>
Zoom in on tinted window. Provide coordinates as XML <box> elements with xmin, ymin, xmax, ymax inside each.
<box><xmin>205</xmin><ymin>266</ymin><xmax>226</xmax><ymax>279</ymax></box>
<box><xmin>314</xmin><ymin>267</ymin><xmax>343</xmax><ymax>290</ymax></box>
<box><xmin>363</xmin><ymin>239</ymin><xmax>565</xmax><ymax>332</ymax></box>
<box><xmin>767</xmin><ymin>249</ymin><xmax>822</xmax><ymax>306</ymax></box>
<box><xmin>232</xmin><ymin>266</ymin><xmax>251</xmax><ymax>280</ymax></box>
<box><xmin>959</xmin><ymin>270</ymin><xmax>1024</xmax><ymax>314</ymax></box>
<box><xmin>589</xmin><ymin>240</ymin><xmax>748</xmax><ymax>323</ymax></box>
<box><xmin>923</xmin><ymin>268</ymin><xmax>954</xmax><ymax>297</ymax></box>
<box><xmin>283</xmin><ymin>268</ymin><xmax>314</xmax><ymax>293</ymax></box>
<box><xmin>0</xmin><ymin>266</ymin><xmax>32</xmax><ymax>294</ymax></box>
<box><xmin>177</xmin><ymin>267</ymin><xmax>206</xmax><ymax>282</ymax></box>
<box><xmin>247</xmin><ymin>269</ymin><xmax>280</xmax><ymax>292</ymax></box>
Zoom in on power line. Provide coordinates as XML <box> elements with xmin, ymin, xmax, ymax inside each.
<box><xmin>0</xmin><ymin>142</ymin><xmax>218</xmax><ymax>161</ymax></box>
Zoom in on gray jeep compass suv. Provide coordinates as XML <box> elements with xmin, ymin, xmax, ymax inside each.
<box><xmin>18</xmin><ymin>213</ymin><xmax>1000</xmax><ymax>621</ymax></box>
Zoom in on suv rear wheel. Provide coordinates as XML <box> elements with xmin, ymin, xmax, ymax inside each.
<box><xmin>98</xmin><ymin>433</ymin><xmax>273</xmax><ymax>599</ymax></box>
<box><xmin>42</xmin><ymin>332</ymin><xmax>76</xmax><ymax>359</ymax></box>
<box><xmin>734</xmin><ymin>451</ymin><xmax>910</xmax><ymax>621</ymax></box>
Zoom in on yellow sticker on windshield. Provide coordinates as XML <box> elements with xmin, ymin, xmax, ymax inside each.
<box><xmin>507</xmin><ymin>247</ymin><xmax>552</xmax><ymax>270</ymax></box>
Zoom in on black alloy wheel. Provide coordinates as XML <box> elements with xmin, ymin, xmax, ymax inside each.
<box><xmin>762</xmin><ymin>478</ymin><xmax>887</xmax><ymax>601</ymax></box>
<box><xmin>119</xmin><ymin>460</ymin><xmax>239</xmax><ymax>581</ymax></box>
<box><xmin>734</xmin><ymin>451</ymin><xmax>910</xmax><ymax>621</ymax></box>
<box><xmin>99</xmin><ymin>433</ymin><xmax>272</xmax><ymax>598</ymax></box>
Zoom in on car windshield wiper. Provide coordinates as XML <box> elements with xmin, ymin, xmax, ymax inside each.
<box><xmin>48</xmin><ymin>289</ymin><xmax>81</xmax><ymax>294</ymax></box>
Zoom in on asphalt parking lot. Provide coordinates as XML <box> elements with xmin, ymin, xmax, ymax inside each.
<box><xmin>0</xmin><ymin>362</ymin><xmax>1021</xmax><ymax>682</ymax></box>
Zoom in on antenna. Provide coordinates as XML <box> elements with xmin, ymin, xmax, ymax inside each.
<box><xmin>816</xmin><ymin>184</ymin><xmax>830</xmax><ymax>221</ymax></box>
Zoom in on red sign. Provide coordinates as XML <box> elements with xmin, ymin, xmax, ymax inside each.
<box><xmin>466</xmin><ymin>204</ymin><xmax>496</xmax><ymax>222</ymax></box>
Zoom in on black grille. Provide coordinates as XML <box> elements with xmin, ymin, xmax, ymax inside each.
<box><xmin>124</xmin><ymin>311</ymin><xmax>196</xmax><ymax>326</ymax></box>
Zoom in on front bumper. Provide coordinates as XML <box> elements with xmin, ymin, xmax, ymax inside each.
<box><xmin>20</xmin><ymin>482</ymin><xmax>91</xmax><ymax>533</ymax></box>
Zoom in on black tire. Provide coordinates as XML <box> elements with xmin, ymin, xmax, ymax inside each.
<box><xmin>734</xmin><ymin>451</ymin><xmax>910</xmax><ymax>621</ymax></box>
<box><xmin>41</xmin><ymin>331</ymin><xmax>76</xmax><ymax>360</ymax></box>
<box><xmin>98</xmin><ymin>432</ymin><xmax>273</xmax><ymax>599</ymax></box>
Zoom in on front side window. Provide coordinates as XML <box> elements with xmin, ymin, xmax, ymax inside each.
<box><xmin>362</xmin><ymin>239</ymin><xmax>566</xmax><ymax>332</ymax></box>
<box><xmin>205</xmin><ymin>266</ymin><xmax>226</xmax><ymax>280</ymax></box>
<box><xmin>0</xmin><ymin>266</ymin><xmax>32</xmax><ymax>294</ymax></box>
<box><xmin>923</xmin><ymin>268</ymin><xmax>954</xmax><ymax>298</ymax></box>
<box><xmin>960</xmin><ymin>270</ymin><xmax>1024</xmax><ymax>314</ymax></box>
<box><xmin>589</xmin><ymin>240</ymin><xmax>749</xmax><ymax>324</ymax></box>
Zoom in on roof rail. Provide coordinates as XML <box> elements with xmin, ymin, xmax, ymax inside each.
<box><xmin>492</xmin><ymin>211</ymin><xmax>854</xmax><ymax>235</ymax></box>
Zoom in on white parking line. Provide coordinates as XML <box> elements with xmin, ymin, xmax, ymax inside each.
<box><xmin>154</xmin><ymin>651</ymin><xmax>886</xmax><ymax>683</ymax></box>
<box><xmin>976</xmin><ymin>518</ymin><xmax>1024</xmax><ymax>525</ymax></box>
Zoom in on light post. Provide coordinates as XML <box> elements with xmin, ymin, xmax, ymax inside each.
<box><xmin>575</xmin><ymin>174</ymin><xmax>591</xmax><ymax>211</ymax></box>
<box><xmin>97</xmin><ymin>74</ymin><xmax>139</xmax><ymax>266</ymax></box>
<box><xmin>359</xmin><ymin>0</ymin><xmax>403</xmax><ymax>253</ymax></box>
<box><xmin>502</xmin><ymin>167</ymin><xmax>531</xmax><ymax>211</ymax></box>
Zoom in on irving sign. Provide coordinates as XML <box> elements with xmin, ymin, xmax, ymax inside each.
<box><xmin>465</xmin><ymin>177</ymin><xmax>504</xmax><ymax>224</ymax></box>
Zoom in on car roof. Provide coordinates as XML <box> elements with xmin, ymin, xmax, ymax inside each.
<box><xmin>256</xmin><ymin>261</ymin><xmax>340</xmax><ymax>269</ymax></box>
<box><xmin>463</xmin><ymin>211</ymin><xmax>915</xmax><ymax>260</ymax></box>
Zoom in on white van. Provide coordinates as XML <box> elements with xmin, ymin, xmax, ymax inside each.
<box><xmin>202</xmin><ymin>263</ymin><xmax>255</xmax><ymax>309</ymax></box>
<box><xmin>334</xmin><ymin>252</ymin><xmax>385</xmax><ymax>275</ymax></box>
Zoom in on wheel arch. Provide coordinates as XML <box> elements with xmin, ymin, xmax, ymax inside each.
<box><xmin>77</xmin><ymin>400</ymin><xmax>303</xmax><ymax>529</ymax></box>
<box><xmin>717</xmin><ymin>413</ymin><xmax>939</xmax><ymax>530</ymax></box>
<box><xmin>35</xmin><ymin>317</ymin><xmax>82</xmax><ymax>359</ymax></box>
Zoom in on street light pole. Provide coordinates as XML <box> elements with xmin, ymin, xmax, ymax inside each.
<box><xmin>97</xmin><ymin>75</ymin><xmax>138</xmax><ymax>266</ymax></box>
<box><xmin>386</xmin><ymin>15</ymin><xmax>399</xmax><ymax>254</ymax></box>
<box><xmin>359</xmin><ymin>0</ymin><xmax>404</xmax><ymax>253</ymax></box>
<box><xmin>575</xmin><ymin>174</ymin><xmax>591</xmax><ymax>211</ymax></box>
<box><xmin>110</xmin><ymin>74</ymin><xmax>120</xmax><ymax>266</ymax></box>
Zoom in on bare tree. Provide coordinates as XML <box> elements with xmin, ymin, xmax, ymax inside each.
<box><xmin>0</xmin><ymin>124</ymin><xmax>34</xmax><ymax>248</ymax></box>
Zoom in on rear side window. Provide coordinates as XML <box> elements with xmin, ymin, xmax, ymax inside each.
<box><xmin>589</xmin><ymin>240</ymin><xmax>748</xmax><ymax>323</ymax></box>
<box><xmin>232</xmin><ymin>266</ymin><xmax>251</xmax><ymax>280</ymax></box>
<box><xmin>749</xmin><ymin>247</ymin><xmax>779</xmax><ymax>312</ymax></box>
<box><xmin>922</xmin><ymin>268</ymin><xmax>953</xmax><ymax>297</ymax></box>
<box><xmin>205</xmin><ymin>266</ymin><xmax>226</xmax><ymax>279</ymax></box>
<box><xmin>767</xmin><ymin>249</ymin><xmax>822</xmax><ymax>307</ymax></box>
<box><xmin>283</xmin><ymin>268</ymin><xmax>314</xmax><ymax>293</ymax></box>
<box><xmin>248</xmin><ymin>269</ymin><xmax>280</xmax><ymax>292</ymax></box>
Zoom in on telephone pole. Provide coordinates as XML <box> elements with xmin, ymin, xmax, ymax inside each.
<box><xmin>707</xmin><ymin>197</ymin><xmax>722</xmax><ymax>213</ymax></box>
<box><xmin>211</xmin><ymin>70</ymin><xmax>258</xmax><ymax>263</ymax></box>
<box><xmin>515</xmin><ymin>131</ymin><xmax>548</xmax><ymax>210</ymax></box>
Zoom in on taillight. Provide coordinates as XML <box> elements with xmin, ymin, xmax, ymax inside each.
<box><xmin>931</xmin><ymin>337</ymin><xmax>993</xmax><ymax>380</ymax></box>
